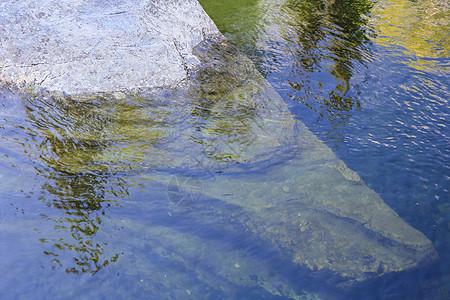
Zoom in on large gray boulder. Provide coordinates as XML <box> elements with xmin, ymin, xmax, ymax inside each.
<box><xmin>0</xmin><ymin>0</ymin><xmax>219</xmax><ymax>93</ymax></box>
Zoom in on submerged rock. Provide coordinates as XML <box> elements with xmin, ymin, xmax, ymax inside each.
<box><xmin>148</xmin><ymin>36</ymin><xmax>438</xmax><ymax>287</ymax></box>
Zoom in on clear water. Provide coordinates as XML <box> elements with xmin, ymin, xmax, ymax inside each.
<box><xmin>0</xmin><ymin>0</ymin><xmax>448</xmax><ymax>299</ymax></box>
<box><xmin>200</xmin><ymin>0</ymin><xmax>449</xmax><ymax>298</ymax></box>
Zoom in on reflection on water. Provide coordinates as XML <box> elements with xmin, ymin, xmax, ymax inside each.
<box><xmin>199</xmin><ymin>0</ymin><xmax>449</xmax><ymax>298</ymax></box>
<box><xmin>372</xmin><ymin>0</ymin><xmax>449</xmax><ymax>61</ymax></box>
<box><xmin>200</xmin><ymin>0</ymin><xmax>375</xmax><ymax>130</ymax></box>
<box><xmin>1</xmin><ymin>87</ymin><xmax>129</xmax><ymax>274</ymax></box>
<box><xmin>37</xmin><ymin>172</ymin><xmax>124</xmax><ymax>274</ymax></box>
<box><xmin>1</xmin><ymin>35</ymin><xmax>439</xmax><ymax>298</ymax></box>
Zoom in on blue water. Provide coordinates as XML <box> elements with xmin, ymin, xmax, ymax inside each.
<box><xmin>0</xmin><ymin>0</ymin><xmax>449</xmax><ymax>299</ymax></box>
<box><xmin>200</xmin><ymin>0</ymin><xmax>449</xmax><ymax>298</ymax></box>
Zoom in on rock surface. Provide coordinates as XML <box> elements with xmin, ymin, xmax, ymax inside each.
<box><xmin>0</xmin><ymin>0</ymin><xmax>219</xmax><ymax>93</ymax></box>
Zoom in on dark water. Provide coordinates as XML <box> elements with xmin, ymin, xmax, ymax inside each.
<box><xmin>200</xmin><ymin>0</ymin><xmax>449</xmax><ymax>298</ymax></box>
<box><xmin>0</xmin><ymin>0</ymin><xmax>448</xmax><ymax>299</ymax></box>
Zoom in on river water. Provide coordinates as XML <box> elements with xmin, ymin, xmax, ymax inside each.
<box><xmin>0</xmin><ymin>0</ymin><xmax>449</xmax><ymax>299</ymax></box>
<box><xmin>200</xmin><ymin>0</ymin><xmax>449</xmax><ymax>298</ymax></box>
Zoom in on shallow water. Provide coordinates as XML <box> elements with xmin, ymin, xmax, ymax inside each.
<box><xmin>0</xmin><ymin>0</ymin><xmax>449</xmax><ymax>299</ymax></box>
<box><xmin>200</xmin><ymin>0</ymin><xmax>449</xmax><ymax>298</ymax></box>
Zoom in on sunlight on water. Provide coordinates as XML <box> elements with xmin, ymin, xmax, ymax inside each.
<box><xmin>372</xmin><ymin>0</ymin><xmax>449</xmax><ymax>60</ymax></box>
<box><xmin>199</xmin><ymin>0</ymin><xmax>449</xmax><ymax>298</ymax></box>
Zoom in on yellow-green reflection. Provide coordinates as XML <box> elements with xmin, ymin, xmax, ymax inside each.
<box><xmin>273</xmin><ymin>0</ymin><xmax>373</xmax><ymax>120</ymax></box>
<box><xmin>372</xmin><ymin>0</ymin><xmax>449</xmax><ymax>59</ymax></box>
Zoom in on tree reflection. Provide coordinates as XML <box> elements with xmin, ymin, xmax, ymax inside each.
<box><xmin>1</xmin><ymin>28</ymin><xmax>305</xmax><ymax>275</ymax></box>
<box><xmin>372</xmin><ymin>0</ymin><xmax>449</xmax><ymax>60</ymax></box>
<box><xmin>275</xmin><ymin>0</ymin><xmax>373</xmax><ymax>123</ymax></box>
<box><xmin>38</xmin><ymin>173</ymin><xmax>123</xmax><ymax>274</ymax></box>
<box><xmin>21</xmin><ymin>91</ymin><xmax>131</xmax><ymax>274</ymax></box>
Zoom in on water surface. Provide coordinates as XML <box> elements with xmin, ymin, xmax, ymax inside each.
<box><xmin>0</xmin><ymin>0</ymin><xmax>449</xmax><ymax>299</ymax></box>
<box><xmin>200</xmin><ymin>0</ymin><xmax>449</xmax><ymax>298</ymax></box>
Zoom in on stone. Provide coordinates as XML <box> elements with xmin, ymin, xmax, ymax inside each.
<box><xmin>0</xmin><ymin>0</ymin><xmax>219</xmax><ymax>94</ymax></box>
